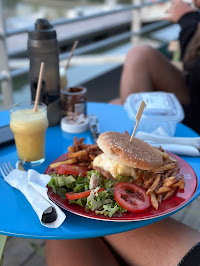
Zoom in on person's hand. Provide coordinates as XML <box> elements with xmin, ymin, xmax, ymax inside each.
<box><xmin>164</xmin><ymin>0</ymin><xmax>196</xmax><ymax>22</ymax></box>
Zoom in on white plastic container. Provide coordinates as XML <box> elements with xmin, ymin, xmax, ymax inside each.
<box><xmin>124</xmin><ymin>92</ymin><xmax>185</xmax><ymax>136</ymax></box>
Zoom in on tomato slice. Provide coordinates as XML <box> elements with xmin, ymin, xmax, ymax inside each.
<box><xmin>66</xmin><ymin>188</ymin><xmax>105</xmax><ymax>200</ymax></box>
<box><xmin>56</xmin><ymin>164</ymin><xmax>88</xmax><ymax>177</ymax></box>
<box><xmin>114</xmin><ymin>182</ymin><xmax>151</xmax><ymax>212</ymax></box>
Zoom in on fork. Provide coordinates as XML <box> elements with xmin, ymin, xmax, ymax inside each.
<box><xmin>0</xmin><ymin>162</ymin><xmax>14</xmax><ymax>178</ymax></box>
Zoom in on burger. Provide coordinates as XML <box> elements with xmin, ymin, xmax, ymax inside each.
<box><xmin>93</xmin><ymin>131</ymin><xmax>164</xmax><ymax>180</ymax></box>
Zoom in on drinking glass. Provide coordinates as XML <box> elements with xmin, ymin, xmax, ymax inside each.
<box><xmin>10</xmin><ymin>102</ymin><xmax>48</xmax><ymax>166</ymax></box>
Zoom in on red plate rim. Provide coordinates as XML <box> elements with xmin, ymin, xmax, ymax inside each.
<box><xmin>45</xmin><ymin>152</ymin><xmax>197</xmax><ymax>222</ymax></box>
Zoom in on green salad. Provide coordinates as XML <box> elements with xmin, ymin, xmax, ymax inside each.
<box><xmin>48</xmin><ymin>170</ymin><xmax>128</xmax><ymax>217</ymax></box>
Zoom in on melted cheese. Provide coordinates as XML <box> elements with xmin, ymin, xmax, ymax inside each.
<box><xmin>93</xmin><ymin>153</ymin><xmax>137</xmax><ymax>179</ymax></box>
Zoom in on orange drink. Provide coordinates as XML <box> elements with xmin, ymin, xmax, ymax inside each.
<box><xmin>10</xmin><ymin>102</ymin><xmax>48</xmax><ymax>166</ymax></box>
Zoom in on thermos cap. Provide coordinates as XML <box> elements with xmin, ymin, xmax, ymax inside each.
<box><xmin>28</xmin><ymin>18</ymin><xmax>57</xmax><ymax>40</ymax></box>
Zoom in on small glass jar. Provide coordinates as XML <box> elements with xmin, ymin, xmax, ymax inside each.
<box><xmin>60</xmin><ymin>86</ymin><xmax>87</xmax><ymax>117</ymax></box>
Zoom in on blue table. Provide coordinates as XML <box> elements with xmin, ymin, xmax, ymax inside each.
<box><xmin>0</xmin><ymin>102</ymin><xmax>199</xmax><ymax>239</ymax></box>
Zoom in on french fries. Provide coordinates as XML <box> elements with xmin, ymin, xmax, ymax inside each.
<box><xmin>68</xmin><ymin>149</ymin><xmax>88</xmax><ymax>159</ymax></box>
<box><xmin>164</xmin><ymin>188</ymin><xmax>176</xmax><ymax>200</ymax></box>
<box><xmin>153</xmin><ymin>163</ymin><xmax>177</xmax><ymax>173</ymax></box>
<box><xmin>144</xmin><ymin>148</ymin><xmax>185</xmax><ymax>208</ymax></box>
<box><xmin>50</xmin><ymin>158</ymin><xmax>77</xmax><ymax>169</ymax></box>
<box><xmin>49</xmin><ymin>137</ymin><xmax>102</xmax><ymax>169</ymax></box>
<box><xmin>155</xmin><ymin>186</ymin><xmax>172</xmax><ymax>194</ymax></box>
<box><xmin>146</xmin><ymin>174</ymin><xmax>161</xmax><ymax>195</ymax></box>
<box><xmin>150</xmin><ymin>192</ymin><xmax>159</xmax><ymax>210</ymax></box>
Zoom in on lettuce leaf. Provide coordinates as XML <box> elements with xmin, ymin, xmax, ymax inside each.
<box><xmin>95</xmin><ymin>204</ymin><xmax>119</xmax><ymax>217</ymax></box>
<box><xmin>69</xmin><ymin>198</ymin><xmax>87</xmax><ymax>207</ymax></box>
<box><xmin>48</xmin><ymin>172</ymin><xmax>90</xmax><ymax>194</ymax></box>
<box><xmin>116</xmin><ymin>175</ymin><xmax>133</xmax><ymax>182</ymax></box>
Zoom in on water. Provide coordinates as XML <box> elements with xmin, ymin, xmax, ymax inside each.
<box><xmin>3</xmin><ymin>0</ymin><xmax>130</xmax><ymax>30</ymax></box>
<box><xmin>3</xmin><ymin>0</ymin><xmax>88</xmax><ymax>29</ymax></box>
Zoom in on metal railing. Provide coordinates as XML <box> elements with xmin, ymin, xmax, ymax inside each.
<box><xmin>0</xmin><ymin>0</ymin><xmax>13</xmax><ymax>108</ymax></box>
<box><xmin>0</xmin><ymin>0</ymin><xmax>170</xmax><ymax>109</ymax></box>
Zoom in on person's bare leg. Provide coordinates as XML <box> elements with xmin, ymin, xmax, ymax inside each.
<box><xmin>45</xmin><ymin>238</ymin><xmax>120</xmax><ymax>266</ymax></box>
<box><xmin>104</xmin><ymin>218</ymin><xmax>200</xmax><ymax>266</ymax></box>
<box><xmin>120</xmin><ymin>45</ymin><xmax>190</xmax><ymax>105</ymax></box>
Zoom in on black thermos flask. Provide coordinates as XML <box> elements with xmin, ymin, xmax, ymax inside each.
<box><xmin>27</xmin><ymin>18</ymin><xmax>61</xmax><ymax>126</ymax></box>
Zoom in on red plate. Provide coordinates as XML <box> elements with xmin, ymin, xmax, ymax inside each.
<box><xmin>45</xmin><ymin>152</ymin><xmax>197</xmax><ymax>222</ymax></box>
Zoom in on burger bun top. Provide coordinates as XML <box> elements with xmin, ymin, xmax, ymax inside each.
<box><xmin>97</xmin><ymin>131</ymin><xmax>163</xmax><ymax>170</ymax></box>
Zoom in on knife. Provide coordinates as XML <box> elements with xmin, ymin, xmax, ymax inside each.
<box><xmin>88</xmin><ymin>115</ymin><xmax>100</xmax><ymax>143</ymax></box>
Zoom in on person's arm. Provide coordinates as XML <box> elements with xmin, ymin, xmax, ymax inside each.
<box><xmin>165</xmin><ymin>0</ymin><xmax>196</xmax><ymax>23</ymax></box>
<box><xmin>178</xmin><ymin>11</ymin><xmax>200</xmax><ymax>58</ymax></box>
<box><xmin>164</xmin><ymin>0</ymin><xmax>200</xmax><ymax>58</ymax></box>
